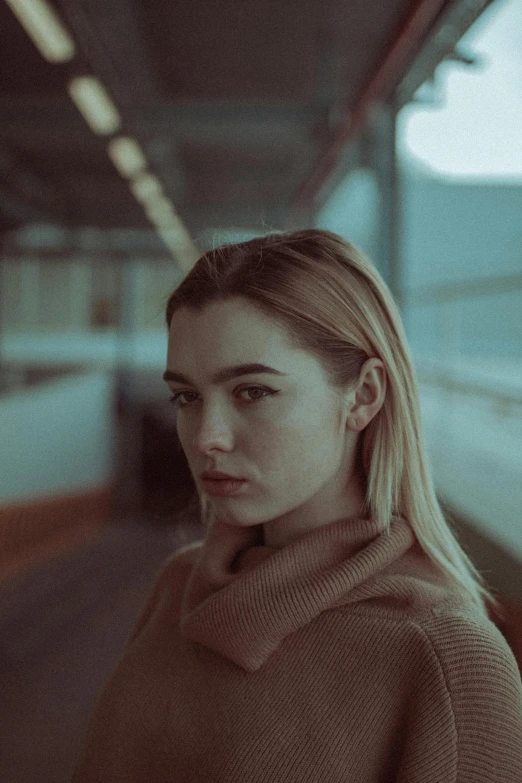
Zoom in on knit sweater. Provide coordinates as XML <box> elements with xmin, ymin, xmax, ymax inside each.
<box><xmin>71</xmin><ymin>513</ymin><xmax>522</xmax><ymax>782</ymax></box>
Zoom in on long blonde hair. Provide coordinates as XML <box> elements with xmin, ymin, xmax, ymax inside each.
<box><xmin>165</xmin><ymin>228</ymin><xmax>504</xmax><ymax>623</ymax></box>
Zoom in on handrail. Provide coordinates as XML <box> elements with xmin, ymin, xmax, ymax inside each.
<box><xmin>291</xmin><ymin>0</ymin><xmax>448</xmax><ymax>213</ymax></box>
<box><xmin>415</xmin><ymin>363</ymin><xmax>522</xmax><ymax>409</ymax></box>
<box><xmin>405</xmin><ymin>271</ymin><xmax>522</xmax><ymax>410</ymax></box>
<box><xmin>401</xmin><ymin>272</ymin><xmax>522</xmax><ymax>306</ymax></box>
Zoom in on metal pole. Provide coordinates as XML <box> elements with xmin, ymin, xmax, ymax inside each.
<box><xmin>113</xmin><ymin>254</ymin><xmax>143</xmax><ymax>520</ymax></box>
<box><xmin>371</xmin><ymin>99</ymin><xmax>403</xmax><ymax>315</ymax></box>
<box><xmin>0</xmin><ymin>236</ymin><xmax>5</xmax><ymax>394</ymax></box>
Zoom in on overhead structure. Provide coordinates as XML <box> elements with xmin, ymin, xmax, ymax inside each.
<box><xmin>0</xmin><ymin>0</ymin><xmax>495</xmax><ymax>254</ymax></box>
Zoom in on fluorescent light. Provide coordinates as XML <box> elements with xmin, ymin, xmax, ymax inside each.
<box><xmin>130</xmin><ymin>172</ymin><xmax>163</xmax><ymax>203</ymax></box>
<box><xmin>6</xmin><ymin>0</ymin><xmax>75</xmax><ymax>63</ymax></box>
<box><xmin>108</xmin><ymin>137</ymin><xmax>147</xmax><ymax>177</ymax></box>
<box><xmin>158</xmin><ymin>229</ymin><xmax>201</xmax><ymax>270</ymax></box>
<box><xmin>158</xmin><ymin>226</ymin><xmax>191</xmax><ymax>248</ymax></box>
<box><xmin>68</xmin><ymin>76</ymin><xmax>121</xmax><ymax>135</ymax></box>
<box><xmin>158</xmin><ymin>228</ymin><xmax>179</xmax><ymax>250</ymax></box>
<box><xmin>145</xmin><ymin>197</ymin><xmax>179</xmax><ymax>228</ymax></box>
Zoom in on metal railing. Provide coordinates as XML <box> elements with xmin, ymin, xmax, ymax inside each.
<box><xmin>402</xmin><ymin>271</ymin><xmax>522</xmax><ymax>412</ymax></box>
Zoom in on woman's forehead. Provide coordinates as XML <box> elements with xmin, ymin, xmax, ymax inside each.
<box><xmin>168</xmin><ymin>300</ymin><xmax>298</xmax><ymax>358</ymax></box>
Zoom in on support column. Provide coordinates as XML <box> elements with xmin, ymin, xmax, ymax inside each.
<box><xmin>69</xmin><ymin>258</ymin><xmax>92</xmax><ymax>330</ymax></box>
<box><xmin>368</xmin><ymin>99</ymin><xmax>404</xmax><ymax>315</ymax></box>
<box><xmin>113</xmin><ymin>257</ymin><xmax>144</xmax><ymax>520</ymax></box>
<box><xmin>19</xmin><ymin>257</ymin><xmax>41</xmax><ymax>331</ymax></box>
<box><xmin>0</xmin><ymin>241</ymin><xmax>5</xmax><ymax>393</ymax></box>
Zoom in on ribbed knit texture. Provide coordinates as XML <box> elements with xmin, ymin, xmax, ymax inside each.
<box><xmin>71</xmin><ymin>513</ymin><xmax>522</xmax><ymax>782</ymax></box>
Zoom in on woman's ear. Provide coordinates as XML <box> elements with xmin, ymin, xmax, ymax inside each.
<box><xmin>346</xmin><ymin>359</ymin><xmax>386</xmax><ymax>432</ymax></box>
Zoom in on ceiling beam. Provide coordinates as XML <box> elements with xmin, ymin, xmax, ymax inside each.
<box><xmin>0</xmin><ymin>145</ymin><xmax>59</xmax><ymax>223</ymax></box>
<box><xmin>70</xmin><ymin>0</ymin><xmax>161</xmax><ymax>100</ymax></box>
<box><xmin>0</xmin><ymin>186</ymin><xmax>49</xmax><ymax>226</ymax></box>
<box><xmin>0</xmin><ymin>96</ymin><xmax>327</xmax><ymax>134</ymax></box>
<box><xmin>289</xmin><ymin>0</ymin><xmax>450</xmax><ymax>215</ymax></box>
<box><xmin>394</xmin><ymin>0</ymin><xmax>496</xmax><ymax>109</ymax></box>
<box><xmin>55</xmin><ymin>0</ymin><xmax>186</xmax><ymax>196</ymax></box>
<box><xmin>188</xmin><ymin>204</ymin><xmax>294</xmax><ymax>235</ymax></box>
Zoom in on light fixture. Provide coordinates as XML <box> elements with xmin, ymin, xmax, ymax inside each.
<box><xmin>68</xmin><ymin>76</ymin><xmax>121</xmax><ymax>135</ymax></box>
<box><xmin>130</xmin><ymin>172</ymin><xmax>163</xmax><ymax>203</ymax></box>
<box><xmin>158</xmin><ymin>226</ymin><xmax>192</xmax><ymax>248</ymax></box>
<box><xmin>157</xmin><ymin>228</ymin><xmax>200</xmax><ymax>268</ymax></box>
<box><xmin>145</xmin><ymin>197</ymin><xmax>179</xmax><ymax>228</ymax></box>
<box><xmin>6</xmin><ymin>0</ymin><xmax>76</xmax><ymax>63</ymax></box>
<box><xmin>107</xmin><ymin>136</ymin><xmax>147</xmax><ymax>178</ymax></box>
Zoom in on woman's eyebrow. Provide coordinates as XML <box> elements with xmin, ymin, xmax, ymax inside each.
<box><xmin>162</xmin><ymin>363</ymin><xmax>287</xmax><ymax>385</ymax></box>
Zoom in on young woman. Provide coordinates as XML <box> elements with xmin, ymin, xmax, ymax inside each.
<box><xmin>71</xmin><ymin>229</ymin><xmax>522</xmax><ymax>782</ymax></box>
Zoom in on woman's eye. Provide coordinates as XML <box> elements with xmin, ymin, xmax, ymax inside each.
<box><xmin>169</xmin><ymin>386</ymin><xmax>275</xmax><ymax>407</ymax></box>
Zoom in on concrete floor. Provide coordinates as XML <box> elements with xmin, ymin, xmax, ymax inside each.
<box><xmin>0</xmin><ymin>512</ymin><xmax>202</xmax><ymax>783</ymax></box>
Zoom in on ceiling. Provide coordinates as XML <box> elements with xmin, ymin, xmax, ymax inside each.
<box><xmin>0</xmin><ymin>0</ymin><xmax>492</xmax><ymax>249</ymax></box>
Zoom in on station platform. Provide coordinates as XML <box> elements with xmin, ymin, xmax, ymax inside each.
<box><xmin>0</xmin><ymin>513</ymin><xmax>201</xmax><ymax>783</ymax></box>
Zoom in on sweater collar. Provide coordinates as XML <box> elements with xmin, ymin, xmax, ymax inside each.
<box><xmin>179</xmin><ymin>513</ymin><xmax>417</xmax><ymax>672</ymax></box>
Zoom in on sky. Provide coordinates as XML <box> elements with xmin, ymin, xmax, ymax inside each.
<box><xmin>397</xmin><ymin>0</ymin><xmax>522</xmax><ymax>181</ymax></box>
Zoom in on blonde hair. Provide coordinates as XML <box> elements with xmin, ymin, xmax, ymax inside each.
<box><xmin>165</xmin><ymin>228</ymin><xmax>504</xmax><ymax>623</ymax></box>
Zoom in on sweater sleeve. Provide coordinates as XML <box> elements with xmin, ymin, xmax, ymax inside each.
<box><xmin>69</xmin><ymin>542</ymin><xmax>201</xmax><ymax>783</ymax></box>
<box><xmin>396</xmin><ymin>615</ymin><xmax>522</xmax><ymax>782</ymax></box>
<box><xmin>124</xmin><ymin>541</ymin><xmax>201</xmax><ymax>648</ymax></box>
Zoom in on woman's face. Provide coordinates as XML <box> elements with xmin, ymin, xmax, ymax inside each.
<box><xmin>165</xmin><ymin>296</ymin><xmax>373</xmax><ymax>547</ymax></box>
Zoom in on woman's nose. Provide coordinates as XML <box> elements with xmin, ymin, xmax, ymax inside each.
<box><xmin>192</xmin><ymin>409</ymin><xmax>235</xmax><ymax>451</ymax></box>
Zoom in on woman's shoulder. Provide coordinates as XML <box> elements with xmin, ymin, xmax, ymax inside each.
<box><xmin>125</xmin><ymin>540</ymin><xmax>204</xmax><ymax>648</ymax></box>
<box><xmin>159</xmin><ymin>539</ymin><xmax>204</xmax><ymax>582</ymax></box>
<box><xmin>170</xmin><ymin>539</ymin><xmax>203</xmax><ymax>565</ymax></box>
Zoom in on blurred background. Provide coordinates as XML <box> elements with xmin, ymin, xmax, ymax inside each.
<box><xmin>0</xmin><ymin>0</ymin><xmax>521</xmax><ymax>780</ymax></box>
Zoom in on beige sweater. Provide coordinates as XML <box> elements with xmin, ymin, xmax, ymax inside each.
<box><xmin>71</xmin><ymin>513</ymin><xmax>522</xmax><ymax>782</ymax></box>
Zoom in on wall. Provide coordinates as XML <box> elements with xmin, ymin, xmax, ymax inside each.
<box><xmin>0</xmin><ymin>370</ymin><xmax>116</xmax><ymax>578</ymax></box>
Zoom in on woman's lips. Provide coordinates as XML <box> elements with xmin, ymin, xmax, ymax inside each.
<box><xmin>201</xmin><ymin>478</ymin><xmax>247</xmax><ymax>496</ymax></box>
